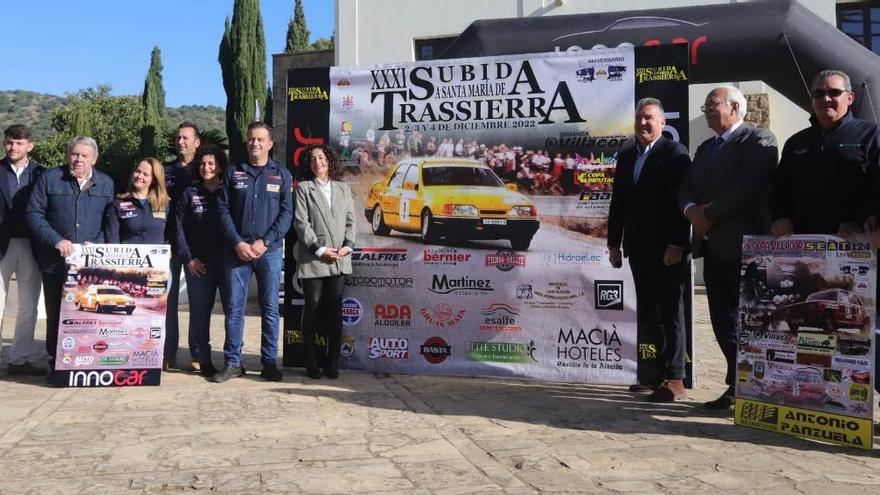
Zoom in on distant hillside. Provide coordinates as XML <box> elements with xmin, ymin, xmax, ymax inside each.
<box><xmin>0</xmin><ymin>90</ymin><xmax>226</xmax><ymax>139</ymax></box>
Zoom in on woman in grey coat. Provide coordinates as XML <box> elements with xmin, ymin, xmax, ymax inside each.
<box><xmin>293</xmin><ymin>145</ymin><xmax>356</xmax><ymax>379</ymax></box>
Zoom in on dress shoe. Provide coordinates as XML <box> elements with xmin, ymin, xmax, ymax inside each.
<box><xmin>323</xmin><ymin>367</ymin><xmax>339</xmax><ymax>379</ymax></box>
<box><xmin>647</xmin><ymin>386</ymin><xmax>685</xmax><ymax>403</ymax></box>
<box><xmin>162</xmin><ymin>357</ymin><xmax>176</xmax><ymax>371</ymax></box>
<box><xmin>211</xmin><ymin>365</ymin><xmax>245</xmax><ymax>383</ymax></box>
<box><xmin>305</xmin><ymin>367</ymin><xmax>322</xmax><ymax>379</ymax></box>
<box><xmin>628</xmin><ymin>383</ymin><xmax>660</xmax><ymax>393</ymax></box>
<box><xmin>199</xmin><ymin>362</ymin><xmax>218</xmax><ymax>378</ymax></box>
<box><xmin>189</xmin><ymin>360</ymin><xmax>201</xmax><ymax>373</ymax></box>
<box><xmin>704</xmin><ymin>391</ymin><xmax>735</xmax><ymax>410</ymax></box>
<box><xmin>260</xmin><ymin>364</ymin><xmax>283</xmax><ymax>382</ymax></box>
<box><xmin>8</xmin><ymin>362</ymin><xmax>47</xmax><ymax>376</ymax></box>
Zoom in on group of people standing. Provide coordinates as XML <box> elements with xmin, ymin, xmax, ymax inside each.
<box><xmin>609</xmin><ymin>69</ymin><xmax>880</xmax><ymax>409</ymax></box>
<box><xmin>0</xmin><ymin>120</ymin><xmax>356</xmax><ymax>384</ymax></box>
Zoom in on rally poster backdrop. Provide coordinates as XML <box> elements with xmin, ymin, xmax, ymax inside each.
<box><xmin>284</xmin><ymin>46</ymin><xmax>689</xmax><ymax>385</ymax></box>
<box><xmin>734</xmin><ymin>235</ymin><xmax>875</xmax><ymax>449</ymax></box>
<box><xmin>53</xmin><ymin>244</ymin><xmax>171</xmax><ymax>388</ymax></box>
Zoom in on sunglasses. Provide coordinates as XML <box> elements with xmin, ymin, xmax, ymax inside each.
<box><xmin>811</xmin><ymin>88</ymin><xmax>847</xmax><ymax>99</ymax></box>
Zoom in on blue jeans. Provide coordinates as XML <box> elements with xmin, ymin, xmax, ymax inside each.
<box><xmin>185</xmin><ymin>259</ymin><xmax>227</xmax><ymax>364</ymax></box>
<box><xmin>164</xmin><ymin>258</ymin><xmax>182</xmax><ymax>361</ymax></box>
<box><xmin>223</xmin><ymin>248</ymin><xmax>282</xmax><ymax>367</ymax></box>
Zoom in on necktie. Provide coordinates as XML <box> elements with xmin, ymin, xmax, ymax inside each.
<box><xmin>709</xmin><ymin>136</ymin><xmax>724</xmax><ymax>162</ymax></box>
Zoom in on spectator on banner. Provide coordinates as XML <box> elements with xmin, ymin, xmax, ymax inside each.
<box><xmin>772</xmin><ymin>70</ymin><xmax>880</xmax><ymax>237</ymax></box>
<box><xmin>215</xmin><ymin>122</ymin><xmax>293</xmax><ymax>383</ymax></box>
<box><xmin>0</xmin><ymin>125</ymin><xmax>45</xmax><ymax>376</ymax></box>
<box><xmin>608</xmin><ymin>98</ymin><xmax>691</xmax><ymax>402</ymax></box>
<box><xmin>680</xmin><ymin>86</ymin><xmax>778</xmax><ymax>410</ymax></box>
<box><xmin>104</xmin><ymin>158</ymin><xmax>169</xmax><ymax>244</ymax></box>
<box><xmin>174</xmin><ymin>147</ymin><xmax>230</xmax><ymax>379</ymax></box>
<box><xmin>26</xmin><ymin>136</ymin><xmax>115</xmax><ymax>383</ymax></box>
<box><xmin>163</xmin><ymin>122</ymin><xmax>201</xmax><ymax>372</ymax></box>
<box><xmin>293</xmin><ymin>144</ymin><xmax>356</xmax><ymax>380</ymax></box>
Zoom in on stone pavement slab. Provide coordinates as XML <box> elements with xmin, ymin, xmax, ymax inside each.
<box><xmin>1</xmin><ymin>293</ymin><xmax>879</xmax><ymax>494</ymax></box>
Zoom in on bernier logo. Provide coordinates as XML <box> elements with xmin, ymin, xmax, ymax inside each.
<box><xmin>594</xmin><ymin>280</ymin><xmax>623</xmax><ymax>310</ymax></box>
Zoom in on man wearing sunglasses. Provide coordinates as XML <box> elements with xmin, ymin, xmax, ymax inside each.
<box><xmin>771</xmin><ymin>70</ymin><xmax>880</xmax><ymax>238</ymax></box>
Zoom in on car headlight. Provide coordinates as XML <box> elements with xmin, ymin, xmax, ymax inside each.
<box><xmin>508</xmin><ymin>206</ymin><xmax>536</xmax><ymax>217</ymax></box>
<box><xmin>443</xmin><ymin>204</ymin><xmax>479</xmax><ymax>216</ymax></box>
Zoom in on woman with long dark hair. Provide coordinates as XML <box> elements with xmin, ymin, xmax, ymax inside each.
<box><xmin>293</xmin><ymin>145</ymin><xmax>356</xmax><ymax>379</ymax></box>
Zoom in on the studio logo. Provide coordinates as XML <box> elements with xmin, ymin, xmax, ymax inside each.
<box><xmin>594</xmin><ymin>280</ymin><xmax>623</xmax><ymax>310</ymax></box>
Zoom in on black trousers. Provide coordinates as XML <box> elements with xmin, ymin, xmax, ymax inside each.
<box><xmin>702</xmin><ymin>247</ymin><xmax>741</xmax><ymax>392</ymax></box>
<box><xmin>629</xmin><ymin>253</ymin><xmax>688</xmax><ymax>383</ymax></box>
<box><xmin>301</xmin><ymin>275</ymin><xmax>346</xmax><ymax>371</ymax></box>
<box><xmin>42</xmin><ymin>266</ymin><xmax>66</xmax><ymax>367</ymax></box>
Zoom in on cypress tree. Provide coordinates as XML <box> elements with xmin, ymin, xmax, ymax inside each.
<box><xmin>285</xmin><ymin>0</ymin><xmax>310</xmax><ymax>53</ymax></box>
<box><xmin>219</xmin><ymin>0</ymin><xmax>269</xmax><ymax>164</ymax></box>
<box><xmin>140</xmin><ymin>46</ymin><xmax>167</xmax><ymax>158</ymax></box>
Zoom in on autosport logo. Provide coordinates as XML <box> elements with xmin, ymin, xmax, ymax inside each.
<box><xmin>420</xmin><ymin>337</ymin><xmax>451</xmax><ymax>364</ymax></box>
<box><xmin>73</xmin><ymin>355</ymin><xmax>95</xmax><ymax>367</ymax></box>
<box><xmin>352</xmin><ymin>247</ymin><xmax>407</xmax><ymax>267</ymax></box>
<box><xmin>420</xmin><ymin>303</ymin><xmax>466</xmax><ymax>328</ymax></box>
<box><xmin>594</xmin><ymin>280</ymin><xmax>624</xmax><ymax>310</ymax></box>
<box><xmin>374</xmin><ymin>304</ymin><xmax>412</xmax><ymax>327</ymax></box>
<box><xmin>485</xmin><ymin>249</ymin><xmax>526</xmax><ymax>271</ymax></box>
<box><xmin>368</xmin><ymin>337</ymin><xmax>409</xmax><ymax>359</ymax></box>
<box><xmin>341</xmin><ymin>297</ymin><xmax>364</xmax><ymax>326</ymax></box>
<box><xmin>67</xmin><ymin>369</ymin><xmax>150</xmax><ymax>387</ymax></box>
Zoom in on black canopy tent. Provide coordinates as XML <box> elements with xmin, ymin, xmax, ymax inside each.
<box><xmin>440</xmin><ymin>0</ymin><xmax>880</xmax><ymax>123</ymax></box>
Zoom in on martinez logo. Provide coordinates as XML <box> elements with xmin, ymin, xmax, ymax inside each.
<box><xmin>368</xmin><ymin>337</ymin><xmax>409</xmax><ymax>359</ymax></box>
<box><xmin>479</xmin><ymin>303</ymin><xmax>522</xmax><ymax>332</ymax></box>
<box><xmin>430</xmin><ymin>274</ymin><xmax>493</xmax><ymax>295</ymax></box>
<box><xmin>341</xmin><ymin>297</ymin><xmax>364</xmax><ymax>326</ymax></box>
<box><xmin>420</xmin><ymin>337</ymin><xmax>451</xmax><ymax>364</ymax></box>
<box><xmin>346</xmin><ymin>276</ymin><xmax>413</xmax><ymax>289</ymax></box>
<box><xmin>97</xmin><ymin>328</ymin><xmax>128</xmax><ymax>337</ymax></box>
<box><xmin>485</xmin><ymin>249</ymin><xmax>526</xmax><ymax>271</ymax></box>
<box><xmin>423</xmin><ymin>248</ymin><xmax>471</xmax><ymax>265</ymax></box>
<box><xmin>288</xmin><ymin>86</ymin><xmax>329</xmax><ymax>101</ymax></box>
<box><xmin>467</xmin><ymin>341</ymin><xmax>537</xmax><ymax>363</ymax></box>
<box><xmin>635</xmin><ymin>65</ymin><xmax>687</xmax><ymax>84</ymax></box>
<box><xmin>374</xmin><ymin>304</ymin><xmax>412</xmax><ymax>327</ymax></box>
<box><xmin>594</xmin><ymin>280</ymin><xmax>624</xmax><ymax>310</ymax></box>
<box><xmin>420</xmin><ymin>303</ymin><xmax>466</xmax><ymax>328</ymax></box>
<box><xmin>352</xmin><ymin>247</ymin><xmax>407</xmax><ymax>267</ymax></box>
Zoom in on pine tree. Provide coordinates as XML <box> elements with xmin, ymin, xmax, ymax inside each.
<box><xmin>219</xmin><ymin>0</ymin><xmax>269</xmax><ymax>163</ymax></box>
<box><xmin>140</xmin><ymin>46</ymin><xmax>168</xmax><ymax>158</ymax></box>
<box><xmin>285</xmin><ymin>0</ymin><xmax>310</xmax><ymax>53</ymax></box>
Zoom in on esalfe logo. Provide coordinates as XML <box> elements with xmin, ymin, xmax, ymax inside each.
<box><xmin>67</xmin><ymin>369</ymin><xmax>149</xmax><ymax>387</ymax></box>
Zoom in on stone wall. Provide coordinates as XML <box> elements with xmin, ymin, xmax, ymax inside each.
<box><xmin>270</xmin><ymin>49</ymin><xmax>335</xmax><ymax>165</ymax></box>
<box><xmin>745</xmin><ymin>93</ymin><xmax>770</xmax><ymax>129</ymax></box>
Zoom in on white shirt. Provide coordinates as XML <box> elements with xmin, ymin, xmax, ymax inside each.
<box><xmin>314</xmin><ymin>177</ymin><xmax>332</xmax><ymax>257</ymax></box>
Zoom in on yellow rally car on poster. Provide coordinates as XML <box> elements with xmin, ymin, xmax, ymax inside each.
<box><xmin>365</xmin><ymin>158</ymin><xmax>540</xmax><ymax>251</ymax></box>
<box><xmin>75</xmin><ymin>285</ymin><xmax>136</xmax><ymax>315</ymax></box>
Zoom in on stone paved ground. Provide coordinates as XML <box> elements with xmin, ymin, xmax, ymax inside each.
<box><xmin>1</xmin><ymin>290</ymin><xmax>879</xmax><ymax>494</ymax></box>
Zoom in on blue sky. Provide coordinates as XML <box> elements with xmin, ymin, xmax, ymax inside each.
<box><xmin>3</xmin><ymin>0</ymin><xmax>334</xmax><ymax>107</ymax></box>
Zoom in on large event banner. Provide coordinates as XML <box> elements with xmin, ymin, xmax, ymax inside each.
<box><xmin>54</xmin><ymin>244</ymin><xmax>171</xmax><ymax>387</ymax></box>
<box><xmin>284</xmin><ymin>46</ymin><xmax>688</xmax><ymax>384</ymax></box>
<box><xmin>735</xmin><ymin>235</ymin><xmax>875</xmax><ymax>449</ymax></box>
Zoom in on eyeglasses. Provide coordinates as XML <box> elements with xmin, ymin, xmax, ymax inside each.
<box><xmin>700</xmin><ymin>100</ymin><xmax>727</xmax><ymax>113</ymax></box>
<box><xmin>811</xmin><ymin>88</ymin><xmax>847</xmax><ymax>99</ymax></box>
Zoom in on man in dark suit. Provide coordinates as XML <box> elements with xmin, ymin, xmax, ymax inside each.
<box><xmin>608</xmin><ymin>98</ymin><xmax>691</xmax><ymax>402</ymax></box>
<box><xmin>0</xmin><ymin>125</ymin><xmax>45</xmax><ymax>376</ymax></box>
<box><xmin>681</xmin><ymin>86</ymin><xmax>778</xmax><ymax>410</ymax></box>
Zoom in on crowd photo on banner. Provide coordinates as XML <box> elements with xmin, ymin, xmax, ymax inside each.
<box><xmin>0</xmin><ymin>41</ymin><xmax>878</xmax><ymax>448</ymax></box>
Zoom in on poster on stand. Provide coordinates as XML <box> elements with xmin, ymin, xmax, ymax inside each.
<box><xmin>284</xmin><ymin>45</ymin><xmax>690</xmax><ymax>385</ymax></box>
<box><xmin>53</xmin><ymin>244</ymin><xmax>171</xmax><ymax>387</ymax></box>
<box><xmin>735</xmin><ymin>235</ymin><xmax>875</xmax><ymax>449</ymax></box>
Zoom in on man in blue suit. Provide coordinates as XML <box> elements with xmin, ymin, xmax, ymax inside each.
<box><xmin>681</xmin><ymin>86</ymin><xmax>778</xmax><ymax>410</ymax></box>
<box><xmin>0</xmin><ymin>125</ymin><xmax>44</xmax><ymax>376</ymax></box>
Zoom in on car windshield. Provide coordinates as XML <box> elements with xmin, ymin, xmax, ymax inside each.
<box><xmin>422</xmin><ymin>166</ymin><xmax>504</xmax><ymax>187</ymax></box>
<box><xmin>97</xmin><ymin>288</ymin><xmax>125</xmax><ymax>295</ymax></box>
<box><xmin>806</xmin><ymin>290</ymin><xmax>838</xmax><ymax>302</ymax></box>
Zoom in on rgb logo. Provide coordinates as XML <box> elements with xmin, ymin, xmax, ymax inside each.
<box><xmin>594</xmin><ymin>280</ymin><xmax>623</xmax><ymax>310</ymax></box>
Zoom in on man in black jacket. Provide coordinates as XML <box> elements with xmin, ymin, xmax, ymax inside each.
<box><xmin>0</xmin><ymin>125</ymin><xmax>45</xmax><ymax>376</ymax></box>
<box><xmin>608</xmin><ymin>98</ymin><xmax>691</xmax><ymax>402</ymax></box>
